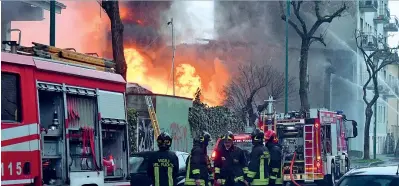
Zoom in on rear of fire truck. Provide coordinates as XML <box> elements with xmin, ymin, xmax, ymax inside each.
<box><xmin>275</xmin><ymin>114</ymin><xmax>325</xmax><ymax>185</ymax></box>
<box><xmin>1</xmin><ymin>40</ymin><xmax>129</xmax><ymax>186</ymax></box>
<box><xmin>274</xmin><ymin>109</ymin><xmax>358</xmax><ymax>186</ymax></box>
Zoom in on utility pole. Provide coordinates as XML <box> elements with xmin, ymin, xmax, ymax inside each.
<box><xmin>168</xmin><ymin>18</ymin><xmax>176</xmax><ymax>96</ymax></box>
<box><xmin>284</xmin><ymin>0</ymin><xmax>291</xmax><ymax>113</ymax></box>
<box><xmin>373</xmin><ymin>71</ymin><xmax>378</xmax><ymax>159</ymax></box>
<box><xmin>50</xmin><ymin>0</ymin><xmax>56</xmax><ymax>46</ymax></box>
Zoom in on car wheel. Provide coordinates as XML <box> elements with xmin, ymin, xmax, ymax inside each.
<box><xmin>328</xmin><ymin>162</ymin><xmax>336</xmax><ymax>186</ymax></box>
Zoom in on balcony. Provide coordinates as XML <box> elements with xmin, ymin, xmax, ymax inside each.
<box><xmin>384</xmin><ymin>16</ymin><xmax>399</xmax><ymax>32</ymax></box>
<box><xmin>361</xmin><ymin>33</ymin><xmax>378</xmax><ymax>51</ymax></box>
<box><xmin>374</xmin><ymin>7</ymin><xmax>390</xmax><ymax>24</ymax></box>
<box><xmin>359</xmin><ymin>0</ymin><xmax>378</xmax><ymax>13</ymax></box>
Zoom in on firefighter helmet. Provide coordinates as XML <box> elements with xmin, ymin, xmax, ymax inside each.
<box><xmin>265</xmin><ymin>130</ymin><xmax>278</xmax><ymax>143</ymax></box>
<box><xmin>222</xmin><ymin>132</ymin><xmax>234</xmax><ymax>141</ymax></box>
<box><xmin>157</xmin><ymin>132</ymin><xmax>172</xmax><ymax>149</ymax></box>
<box><xmin>251</xmin><ymin>128</ymin><xmax>264</xmax><ymax>143</ymax></box>
<box><xmin>199</xmin><ymin>131</ymin><xmax>212</xmax><ymax>144</ymax></box>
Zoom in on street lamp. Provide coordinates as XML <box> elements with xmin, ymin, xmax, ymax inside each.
<box><xmin>284</xmin><ymin>0</ymin><xmax>291</xmax><ymax>113</ymax></box>
<box><xmin>167</xmin><ymin>18</ymin><xmax>176</xmax><ymax>96</ymax></box>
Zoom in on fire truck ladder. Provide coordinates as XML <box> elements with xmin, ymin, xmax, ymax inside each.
<box><xmin>145</xmin><ymin>96</ymin><xmax>160</xmax><ymax>138</ymax></box>
<box><xmin>304</xmin><ymin>125</ymin><xmax>315</xmax><ymax>182</ymax></box>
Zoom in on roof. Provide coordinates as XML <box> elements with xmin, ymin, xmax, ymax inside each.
<box><xmin>22</xmin><ymin>1</ymin><xmax>66</xmax><ymax>14</ymax></box>
<box><xmin>345</xmin><ymin>165</ymin><xmax>399</xmax><ymax>176</ymax></box>
<box><xmin>1</xmin><ymin>52</ymin><xmax>125</xmax><ymax>85</ymax></box>
<box><xmin>125</xmin><ymin>84</ymin><xmax>192</xmax><ymax>101</ymax></box>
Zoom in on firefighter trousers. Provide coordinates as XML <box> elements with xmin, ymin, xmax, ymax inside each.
<box><xmin>221</xmin><ymin>176</ymin><xmax>247</xmax><ymax>186</ymax></box>
<box><xmin>269</xmin><ymin>167</ymin><xmax>283</xmax><ymax>186</ymax></box>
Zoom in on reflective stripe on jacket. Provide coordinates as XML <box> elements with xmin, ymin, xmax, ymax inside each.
<box><xmin>146</xmin><ymin>150</ymin><xmax>179</xmax><ymax>186</ymax></box>
<box><xmin>245</xmin><ymin>144</ymin><xmax>270</xmax><ymax>185</ymax></box>
<box><xmin>185</xmin><ymin>145</ymin><xmax>211</xmax><ymax>186</ymax></box>
<box><xmin>268</xmin><ymin>143</ymin><xmax>283</xmax><ymax>185</ymax></box>
<box><xmin>214</xmin><ymin>145</ymin><xmax>248</xmax><ymax>185</ymax></box>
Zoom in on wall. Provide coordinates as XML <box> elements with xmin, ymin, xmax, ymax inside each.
<box><xmin>155</xmin><ymin>95</ymin><xmax>193</xmax><ymax>152</ymax></box>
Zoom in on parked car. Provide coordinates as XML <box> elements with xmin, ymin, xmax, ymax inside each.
<box><xmin>129</xmin><ymin>151</ymin><xmax>189</xmax><ymax>186</ymax></box>
<box><xmin>336</xmin><ymin>165</ymin><xmax>399</xmax><ymax>186</ymax></box>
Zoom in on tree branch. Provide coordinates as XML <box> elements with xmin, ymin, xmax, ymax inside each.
<box><xmin>308</xmin><ymin>2</ymin><xmax>347</xmax><ymax>36</ymax></box>
<box><xmin>281</xmin><ymin>15</ymin><xmax>304</xmax><ymax>38</ymax></box>
<box><xmin>309</xmin><ymin>34</ymin><xmax>326</xmax><ymax>46</ymax></box>
<box><xmin>291</xmin><ymin>1</ymin><xmax>307</xmax><ymax>34</ymax></box>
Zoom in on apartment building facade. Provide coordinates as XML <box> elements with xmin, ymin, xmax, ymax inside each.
<box><xmin>357</xmin><ymin>0</ymin><xmax>399</xmax><ymax>155</ymax></box>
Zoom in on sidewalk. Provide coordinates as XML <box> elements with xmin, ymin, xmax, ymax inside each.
<box><xmin>350</xmin><ymin>154</ymin><xmax>399</xmax><ymax>168</ymax></box>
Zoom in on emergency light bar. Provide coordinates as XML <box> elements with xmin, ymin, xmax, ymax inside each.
<box><xmin>276</xmin><ymin>119</ymin><xmax>305</xmax><ymax>125</ymax></box>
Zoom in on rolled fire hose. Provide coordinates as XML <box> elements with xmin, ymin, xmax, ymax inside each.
<box><xmin>290</xmin><ymin>151</ymin><xmax>301</xmax><ymax>186</ymax></box>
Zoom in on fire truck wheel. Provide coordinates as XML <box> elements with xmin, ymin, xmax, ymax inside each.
<box><xmin>345</xmin><ymin>158</ymin><xmax>350</xmax><ymax>172</ymax></box>
<box><xmin>322</xmin><ymin>162</ymin><xmax>336</xmax><ymax>186</ymax></box>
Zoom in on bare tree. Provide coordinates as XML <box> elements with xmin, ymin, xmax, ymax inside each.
<box><xmin>223</xmin><ymin>62</ymin><xmax>296</xmax><ymax>126</ymax></box>
<box><xmin>355</xmin><ymin>30</ymin><xmax>399</xmax><ymax>159</ymax></box>
<box><xmin>101</xmin><ymin>1</ymin><xmax>127</xmax><ymax>79</ymax></box>
<box><xmin>279</xmin><ymin>1</ymin><xmax>347</xmax><ymax>112</ymax></box>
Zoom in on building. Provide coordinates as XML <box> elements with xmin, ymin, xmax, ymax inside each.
<box><xmin>357</xmin><ymin>0</ymin><xmax>399</xmax><ymax>155</ymax></box>
<box><xmin>126</xmin><ymin>83</ymin><xmax>193</xmax><ymax>153</ymax></box>
<box><xmin>1</xmin><ymin>1</ymin><xmax>66</xmax><ymax>50</ymax></box>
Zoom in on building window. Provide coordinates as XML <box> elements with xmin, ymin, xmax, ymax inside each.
<box><xmin>360</xmin><ymin>18</ymin><xmax>364</xmax><ymax>32</ymax></box>
<box><xmin>1</xmin><ymin>72</ymin><xmax>22</xmax><ymax>122</ymax></box>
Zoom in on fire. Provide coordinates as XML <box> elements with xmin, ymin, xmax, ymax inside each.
<box><xmin>175</xmin><ymin>64</ymin><xmax>202</xmax><ymax>97</ymax></box>
<box><xmin>10</xmin><ymin>0</ymin><xmax>230</xmax><ymax>105</ymax></box>
<box><xmin>125</xmin><ymin>47</ymin><xmax>208</xmax><ymax>103</ymax></box>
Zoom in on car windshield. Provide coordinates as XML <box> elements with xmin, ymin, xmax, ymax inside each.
<box><xmin>338</xmin><ymin>175</ymin><xmax>399</xmax><ymax>186</ymax></box>
<box><xmin>129</xmin><ymin>157</ymin><xmax>146</xmax><ymax>173</ymax></box>
<box><xmin>216</xmin><ymin>138</ymin><xmax>253</xmax><ymax>153</ymax></box>
<box><xmin>234</xmin><ymin>140</ymin><xmax>252</xmax><ymax>153</ymax></box>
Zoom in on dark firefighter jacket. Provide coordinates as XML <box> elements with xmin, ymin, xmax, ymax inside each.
<box><xmin>147</xmin><ymin>150</ymin><xmax>179</xmax><ymax>186</ymax></box>
<box><xmin>267</xmin><ymin>143</ymin><xmax>283</xmax><ymax>185</ymax></box>
<box><xmin>185</xmin><ymin>144</ymin><xmax>212</xmax><ymax>186</ymax></box>
<box><xmin>245</xmin><ymin>144</ymin><xmax>270</xmax><ymax>186</ymax></box>
<box><xmin>214</xmin><ymin>145</ymin><xmax>248</xmax><ymax>185</ymax></box>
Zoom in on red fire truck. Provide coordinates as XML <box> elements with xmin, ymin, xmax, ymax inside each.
<box><xmin>1</xmin><ymin>42</ymin><xmax>130</xmax><ymax>186</ymax></box>
<box><xmin>260</xmin><ymin>108</ymin><xmax>358</xmax><ymax>186</ymax></box>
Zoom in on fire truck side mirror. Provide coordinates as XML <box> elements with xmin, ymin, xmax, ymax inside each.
<box><xmin>352</xmin><ymin>121</ymin><xmax>358</xmax><ymax>138</ymax></box>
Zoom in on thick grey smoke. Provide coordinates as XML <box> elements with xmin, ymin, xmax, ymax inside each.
<box><xmin>159</xmin><ymin>1</ymin><xmax>215</xmax><ymax>44</ymax></box>
<box><xmin>124</xmin><ymin>1</ymin><xmax>361</xmax><ymax>123</ymax></box>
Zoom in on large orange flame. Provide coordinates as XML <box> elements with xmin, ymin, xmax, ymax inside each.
<box><xmin>10</xmin><ymin>0</ymin><xmax>229</xmax><ymax>105</ymax></box>
<box><xmin>124</xmin><ymin>47</ymin><xmax>227</xmax><ymax>105</ymax></box>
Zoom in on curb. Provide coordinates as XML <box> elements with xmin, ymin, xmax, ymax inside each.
<box><xmin>368</xmin><ymin>160</ymin><xmax>384</xmax><ymax>167</ymax></box>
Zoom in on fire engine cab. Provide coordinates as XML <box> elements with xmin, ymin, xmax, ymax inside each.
<box><xmin>1</xmin><ymin>41</ymin><xmax>130</xmax><ymax>186</ymax></box>
<box><xmin>260</xmin><ymin>97</ymin><xmax>358</xmax><ymax>186</ymax></box>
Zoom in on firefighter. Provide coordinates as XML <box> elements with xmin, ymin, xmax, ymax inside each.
<box><xmin>245</xmin><ymin>128</ymin><xmax>270</xmax><ymax>186</ymax></box>
<box><xmin>265</xmin><ymin>130</ymin><xmax>283</xmax><ymax>186</ymax></box>
<box><xmin>146</xmin><ymin>132</ymin><xmax>179</xmax><ymax>186</ymax></box>
<box><xmin>185</xmin><ymin>131</ymin><xmax>212</xmax><ymax>186</ymax></box>
<box><xmin>214</xmin><ymin>132</ymin><xmax>248</xmax><ymax>186</ymax></box>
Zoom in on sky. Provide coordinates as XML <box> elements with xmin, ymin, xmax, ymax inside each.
<box><xmin>389</xmin><ymin>1</ymin><xmax>399</xmax><ymax>47</ymax></box>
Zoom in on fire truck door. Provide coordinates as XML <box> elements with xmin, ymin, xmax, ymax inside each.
<box><xmin>339</xmin><ymin>119</ymin><xmax>347</xmax><ymax>151</ymax></box>
<box><xmin>330</xmin><ymin>123</ymin><xmax>338</xmax><ymax>155</ymax></box>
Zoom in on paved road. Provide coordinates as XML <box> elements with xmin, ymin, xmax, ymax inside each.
<box><xmin>350</xmin><ymin>154</ymin><xmax>399</xmax><ymax>168</ymax></box>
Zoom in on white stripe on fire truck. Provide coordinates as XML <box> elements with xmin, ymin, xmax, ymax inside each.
<box><xmin>1</xmin><ymin>179</ymin><xmax>34</xmax><ymax>185</ymax></box>
<box><xmin>1</xmin><ymin>139</ymin><xmax>40</xmax><ymax>152</ymax></box>
<box><xmin>1</xmin><ymin>123</ymin><xmax>38</xmax><ymax>141</ymax></box>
